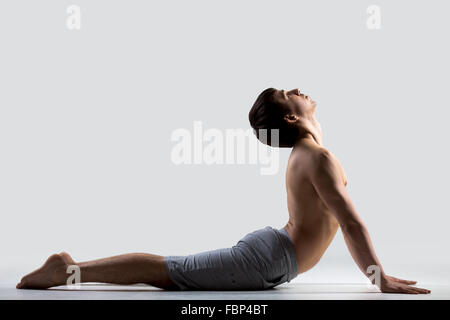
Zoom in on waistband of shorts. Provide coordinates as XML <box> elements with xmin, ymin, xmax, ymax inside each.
<box><xmin>275</xmin><ymin>227</ymin><xmax>299</xmax><ymax>282</ymax></box>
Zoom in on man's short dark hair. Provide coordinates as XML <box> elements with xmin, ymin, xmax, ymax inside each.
<box><xmin>248</xmin><ymin>88</ymin><xmax>299</xmax><ymax>148</ymax></box>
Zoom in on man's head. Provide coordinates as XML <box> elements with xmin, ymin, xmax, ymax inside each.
<box><xmin>249</xmin><ymin>88</ymin><xmax>317</xmax><ymax>147</ymax></box>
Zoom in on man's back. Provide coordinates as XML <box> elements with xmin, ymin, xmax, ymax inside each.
<box><xmin>284</xmin><ymin>138</ymin><xmax>347</xmax><ymax>274</ymax></box>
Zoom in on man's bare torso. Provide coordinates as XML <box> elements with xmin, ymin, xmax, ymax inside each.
<box><xmin>284</xmin><ymin>139</ymin><xmax>348</xmax><ymax>274</ymax></box>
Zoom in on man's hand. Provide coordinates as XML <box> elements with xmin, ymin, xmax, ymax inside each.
<box><xmin>379</xmin><ymin>275</ymin><xmax>431</xmax><ymax>294</ymax></box>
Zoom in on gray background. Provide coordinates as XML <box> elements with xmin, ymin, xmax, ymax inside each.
<box><xmin>0</xmin><ymin>0</ymin><xmax>449</xmax><ymax>285</ymax></box>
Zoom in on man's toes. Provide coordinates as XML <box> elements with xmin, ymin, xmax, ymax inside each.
<box><xmin>16</xmin><ymin>279</ymin><xmax>27</xmax><ymax>289</ymax></box>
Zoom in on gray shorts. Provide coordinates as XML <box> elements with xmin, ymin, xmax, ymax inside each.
<box><xmin>163</xmin><ymin>226</ymin><xmax>298</xmax><ymax>290</ymax></box>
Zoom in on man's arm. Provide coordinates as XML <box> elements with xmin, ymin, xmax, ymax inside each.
<box><xmin>310</xmin><ymin>150</ymin><xmax>430</xmax><ymax>294</ymax></box>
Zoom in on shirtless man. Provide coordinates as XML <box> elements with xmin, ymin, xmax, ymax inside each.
<box><xmin>16</xmin><ymin>88</ymin><xmax>430</xmax><ymax>294</ymax></box>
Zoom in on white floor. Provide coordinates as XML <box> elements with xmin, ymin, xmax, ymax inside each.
<box><xmin>1</xmin><ymin>283</ymin><xmax>449</xmax><ymax>300</ymax></box>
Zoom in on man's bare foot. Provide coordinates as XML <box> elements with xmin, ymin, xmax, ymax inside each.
<box><xmin>16</xmin><ymin>252</ymin><xmax>76</xmax><ymax>289</ymax></box>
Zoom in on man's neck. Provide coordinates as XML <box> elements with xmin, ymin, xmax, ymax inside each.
<box><xmin>295</xmin><ymin>116</ymin><xmax>323</xmax><ymax>147</ymax></box>
<box><xmin>298</xmin><ymin>133</ymin><xmax>321</xmax><ymax>146</ymax></box>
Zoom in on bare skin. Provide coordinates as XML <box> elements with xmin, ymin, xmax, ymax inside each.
<box><xmin>17</xmin><ymin>88</ymin><xmax>430</xmax><ymax>294</ymax></box>
<box><xmin>277</xmin><ymin>88</ymin><xmax>430</xmax><ymax>294</ymax></box>
<box><xmin>16</xmin><ymin>252</ymin><xmax>177</xmax><ymax>290</ymax></box>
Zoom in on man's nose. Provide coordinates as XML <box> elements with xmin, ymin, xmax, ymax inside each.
<box><xmin>288</xmin><ymin>88</ymin><xmax>301</xmax><ymax>96</ymax></box>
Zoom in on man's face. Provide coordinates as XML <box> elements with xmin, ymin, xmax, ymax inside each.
<box><xmin>274</xmin><ymin>88</ymin><xmax>316</xmax><ymax>116</ymax></box>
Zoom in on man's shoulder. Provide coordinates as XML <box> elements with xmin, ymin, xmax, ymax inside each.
<box><xmin>290</xmin><ymin>145</ymin><xmax>338</xmax><ymax>174</ymax></box>
<box><xmin>289</xmin><ymin>144</ymin><xmax>328</xmax><ymax>171</ymax></box>
<box><xmin>290</xmin><ymin>144</ymin><xmax>347</xmax><ymax>186</ymax></box>
<box><xmin>292</xmin><ymin>143</ymin><xmax>332</xmax><ymax>162</ymax></box>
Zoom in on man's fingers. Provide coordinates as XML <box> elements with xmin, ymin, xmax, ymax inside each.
<box><xmin>390</xmin><ymin>276</ymin><xmax>417</xmax><ymax>284</ymax></box>
<box><xmin>381</xmin><ymin>279</ymin><xmax>431</xmax><ymax>294</ymax></box>
<box><xmin>411</xmin><ymin>287</ymin><xmax>431</xmax><ymax>294</ymax></box>
<box><xmin>402</xmin><ymin>285</ymin><xmax>430</xmax><ymax>294</ymax></box>
<box><xmin>387</xmin><ymin>276</ymin><xmax>430</xmax><ymax>293</ymax></box>
<box><xmin>385</xmin><ymin>284</ymin><xmax>431</xmax><ymax>294</ymax></box>
<box><xmin>398</xmin><ymin>279</ymin><xmax>417</xmax><ymax>285</ymax></box>
<box><xmin>393</xmin><ymin>287</ymin><xmax>414</xmax><ymax>294</ymax></box>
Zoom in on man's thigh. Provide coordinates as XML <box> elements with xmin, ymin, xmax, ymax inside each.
<box><xmin>164</xmin><ymin>246</ymin><xmax>264</xmax><ymax>290</ymax></box>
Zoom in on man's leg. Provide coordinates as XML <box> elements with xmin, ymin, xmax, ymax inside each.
<box><xmin>16</xmin><ymin>252</ymin><xmax>178</xmax><ymax>290</ymax></box>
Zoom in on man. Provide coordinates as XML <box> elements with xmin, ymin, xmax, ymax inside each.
<box><xmin>16</xmin><ymin>88</ymin><xmax>430</xmax><ymax>294</ymax></box>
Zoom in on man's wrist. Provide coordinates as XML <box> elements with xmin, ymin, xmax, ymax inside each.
<box><xmin>377</xmin><ymin>273</ymin><xmax>388</xmax><ymax>286</ymax></box>
<box><xmin>368</xmin><ymin>268</ymin><xmax>387</xmax><ymax>286</ymax></box>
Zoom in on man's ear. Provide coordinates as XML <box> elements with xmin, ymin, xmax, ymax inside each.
<box><xmin>283</xmin><ymin>114</ymin><xmax>299</xmax><ymax>124</ymax></box>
